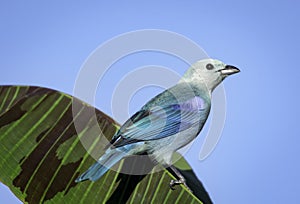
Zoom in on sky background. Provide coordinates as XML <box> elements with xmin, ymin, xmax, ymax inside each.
<box><xmin>1</xmin><ymin>1</ymin><xmax>300</xmax><ymax>203</ymax></box>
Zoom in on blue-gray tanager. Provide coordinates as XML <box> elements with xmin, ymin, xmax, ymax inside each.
<box><xmin>75</xmin><ymin>59</ymin><xmax>239</xmax><ymax>190</ymax></box>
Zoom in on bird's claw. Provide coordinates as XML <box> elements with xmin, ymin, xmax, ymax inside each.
<box><xmin>169</xmin><ymin>179</ymin><xmax>177</xmax><ymax>190</ymax></box>
<box><xmin>169</xmin><ymin>178</ymin><xmax>192</xmax><ymax>193</ymax></box>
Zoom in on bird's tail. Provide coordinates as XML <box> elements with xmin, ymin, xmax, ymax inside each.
<box><xmin>75</xmin><ymin>148</ymin><xmax>127</xmax><ymax>182</ymax></box>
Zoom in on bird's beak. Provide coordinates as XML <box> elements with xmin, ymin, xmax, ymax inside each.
<box><xmin>219</xmin><ymin>65</ymin><xmax>240</xmax><ymax>76</ymax></box>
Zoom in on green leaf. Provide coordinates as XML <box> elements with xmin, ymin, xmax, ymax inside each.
<box><xmin>0</xmin><ymin>86</ymin><xmax>211</xmax><ymax>204</ymax></box>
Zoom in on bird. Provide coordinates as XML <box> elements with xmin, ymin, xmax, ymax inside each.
<box><xmin>75</xmin><ymin>58</ymin><xmax>240</xmax><ymax>191</ymax></box>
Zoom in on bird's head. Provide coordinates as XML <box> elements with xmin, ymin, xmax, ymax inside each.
<box><xmin>180</xmin><ymin>58</ymin><xmax>240</xmax><ymax>92</ymax></box>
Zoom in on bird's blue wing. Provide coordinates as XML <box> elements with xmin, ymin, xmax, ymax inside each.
<box><xmin>112</xmin><ymin>96</ymin><xmax>209</xmax><ymax>147</ymax></box>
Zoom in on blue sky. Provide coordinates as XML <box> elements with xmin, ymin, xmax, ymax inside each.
<box><xmin>1</xmin><ymin>1</ymin><xmax>300</xmax><ymax>203</ymax></box>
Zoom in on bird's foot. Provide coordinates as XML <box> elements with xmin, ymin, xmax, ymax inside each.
<box><xmin>169</xmin><ymin>178</ymin><xmax>192</xmax><ymax>193</ymax></box>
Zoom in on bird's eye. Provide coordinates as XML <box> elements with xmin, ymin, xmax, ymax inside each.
<box><xmin>206</xmin><ymin>63</ymin><xmax>214</xmax><ymax>70</ymax></box>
